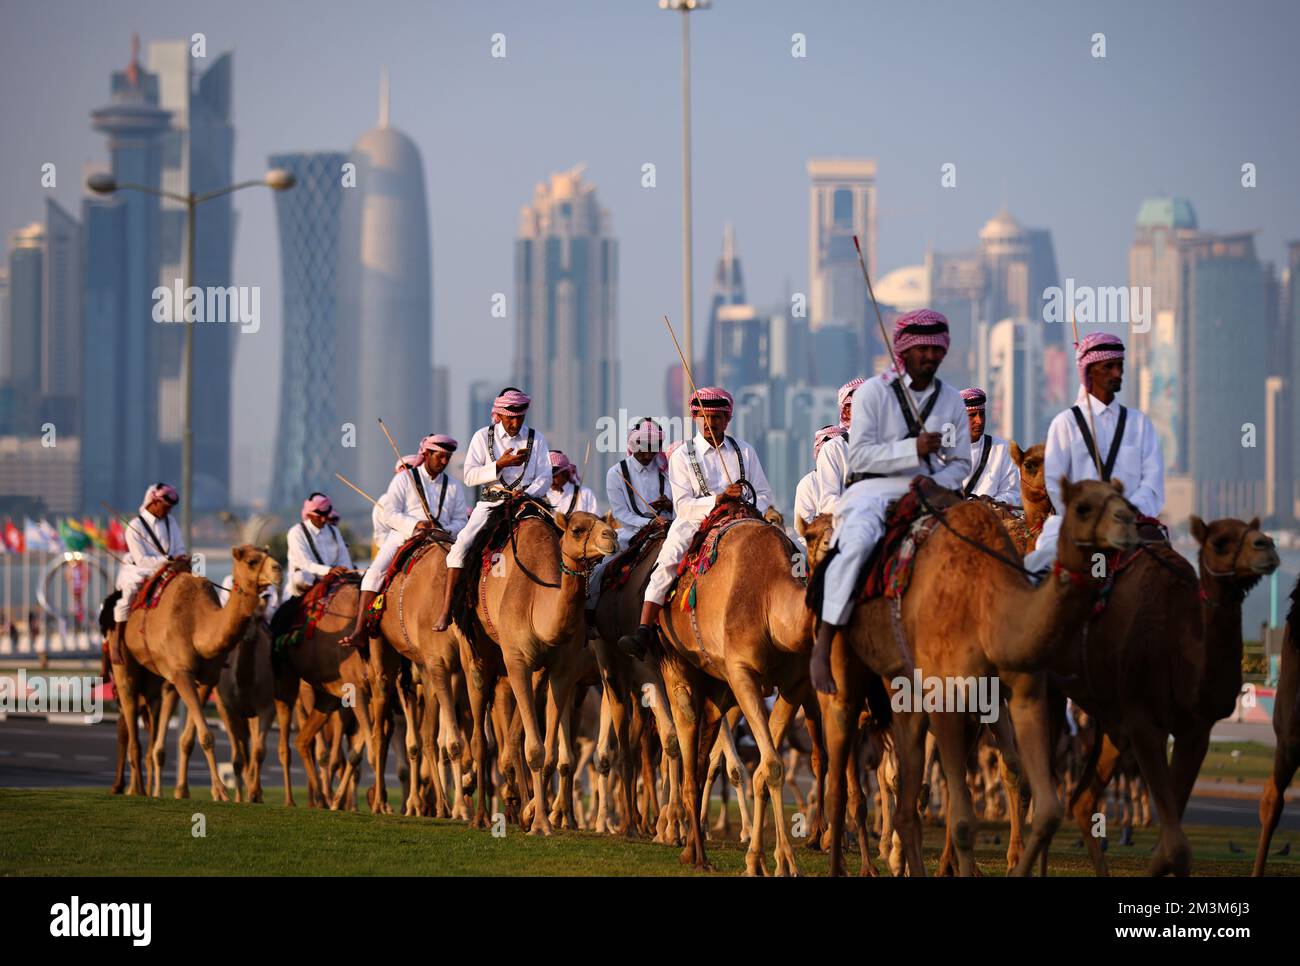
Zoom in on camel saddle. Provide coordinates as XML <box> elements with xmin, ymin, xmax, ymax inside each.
<box><xmin>605</xmin><ymin>518</ymin><xmax>667</xmax><ymax>592</ymax></box>
<box><xmin>670</xmin><ymin>498</ymin><xmax>765</xmax><ymax>611</ymax></box>
<box><xmin>129</xmin><ymin>557</ymin><xmax>192</xmax><ymax>612</ymax></box>
<box><xmin>271</xmin><ymin>569</ymin><xmax>361</xmax><ymax>662</ymax></box>
<box><xmin>1088</xmin><ymin>514</ymin><xmax>1172</xmax><ymax>618</ymax></box>
<box><xmin>362</xmin><ymin>528</ymin><xmax>453</xmax><ymax>634</ymax></box>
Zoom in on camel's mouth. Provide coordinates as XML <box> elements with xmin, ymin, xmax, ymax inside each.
<box><xmin>1249</xmin><ymin>551</ymin><xmax>1280</xmax><ymax>576</ymax></box>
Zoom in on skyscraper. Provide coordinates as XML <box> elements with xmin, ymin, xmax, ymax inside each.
<box><xmin>41</xmin><ymin>198</ymin><xmax>82</xmax><ymax>431</ymax></box>
<box><xmin>808</xmin><ymin>159</ymin><xmax>875</xmax><ymax>388</ymax></box>
<box><xmin>85</xmin><ymin>38</ymin><xmax>170</xmax><ymax>511</ymax></box>
<box><xmin>514</xmin><ymin>164</ymin><xmax>618</xmax><ymax>477</ymax></box>
<box><xmin>4</xmin><ymin>223</ymin><xmax>42</xmax><ymax>431</ymax></box>
<box><xmin>147</xmin><ymin>40</ymin><xmax>236</xmax><ymax>510</ymax></box>
<box><xmin>982</xmin><ymin>317</ymin><xmax>1044</xmax><ymax>445</ymax></box>
<box><xmin>269</xmin><ymin>151</ymin><xmax>347</xmax><ymax>509</ymax></box>
<box><xmin>704</xmin><ymin>223</ymin><xmax>745</xmax><ymax>386</ymax></box>
<box><xmin>337</xmin><ymin>74</ymin><xmax>432</xmax><ymax>505</ymax></box>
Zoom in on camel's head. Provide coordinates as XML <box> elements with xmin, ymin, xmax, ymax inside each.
<box><xmin>554</xmin><ymin>510</ymin><xmax>618</xmax><ymax>565</ymax></box>
<box><xmin>231</xmin><ymin>544</ymin><xmax>283</xmax><ymax>597</ymax></box>
<box><xmin>1058</xmin><ymin>477</ymin><xmax>1139</xmax><ymax>558</ymax></box>
<box><xmin>1191</xmin><ymin>516</ymin><xmax>1279</xmax><ymax>588</ymax></box>
<box><xmin>1010</xmin><ymin>442</ymin><xmax>1048</xmax><ymax>506</ymax></box>
<box><xmin>800</xmin><ymin>513</ymin><xmax>836</xmax><ymax>570</ymax></box>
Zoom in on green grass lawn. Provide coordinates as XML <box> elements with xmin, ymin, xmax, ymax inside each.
<box><xmin>2</xmin><ymin>787</ymin><xmax>1295</xmax><ymax>876</ymax></box>
<box><xmin>1198</xmin><ymin>740</ymin><xmax>1283</xmax><ymax>784</ymax></box>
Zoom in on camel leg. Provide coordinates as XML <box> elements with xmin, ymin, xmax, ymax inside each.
<box><xmin>149</xmin><ymin>685</ymin><xmax>180</xmax><ymax>798</ymax></box>
<box><xmin>1127</xmin><ymin>719</ymin><xmax>1191</xmax><ymax>877</ymax></box>
<box><xmin>989</xmin><ymin>706</ymin><xmax>1028</xmax><ymax>873</ymax></box>
<box><xmin>1071</xmin><ymin>731</ymin><xmax>1123</xmax><ymax>875</ymax></box>
<box><xmin>420</xmin><ymin>683</ymin><xmax>446</xmax><ymax>817</ymax></box>
<box><xmin>929</xmin><ymin>710</ymin><xmax>979</xmax><ymax>877</ymax></box>
<box><xmin>1169</xmin><ymin>727</ymin><xmax>1211</xmax><ymax>819</ymax></box>
<box><xmin>802</xmin><ymin>711</ymin><xmax>829</xmax><ymax>848</ymax></box>
<box><xmin>248</xmin><ymin>712</ymin><xmax>270</xmax><ymax>803</ymax></box>
<box><xmin>426</xmin><ymin>659</ymin><xmax>462</xmax><ymax>818</ymax></box>
<box><xmin>730</xmin><ymin>668</ymin><xmax>800</xmax><ymax>877</ymax></box>
<box><xmin>594</xmin><ymin>688</ymin><xmax>614</xmax><ymax>834</ymax></box>
<box><xmin>1000</xmin><ymin>677</ymin><xmax>1063</xmax><ymax>877</ymax></box>
<box><xmin>890</xmin><ymin>710</ymin><xmax>929</xmax><ymax>876</ymax></box>
<box><xmin>275</xmin><ymin>696</ymin><xmax>296</xmax><ymax>806</ymax></box>
<box><xmin>700</xmin><ymin>731</ymin><xmax>722</xmax><ymax>839</ymax></box>
<box><xmin>395</xmin><ymin>678</ymin><xmax>423</xmax><ymax>816</ymax></box>
<box><xmin>663</xmin><ymin>663</ymin><xmax>710</xmax><ymax>870</ymax></box>
<box><xmin>819</xmin><ymin>686</ymin><xmax>861</xmax><ymax>876</ymax></box>
<box><xmin>111</xmin><ymin>714</ymin><xmax>128</xmax><ymax>795</ymax></box>
<box><xmin>366</xmin><ymin>644</ymin><xmax>399</xmax><ymax>815</ymax></box>
<box><xmin>544</xmin><ymin>665</ymin><xmax>579</xmax><ymax>829</ymax></box>
<box><xmin>295</xmin><ymin>707</ymin><xmax>330</xmax><ymax>808</ymax></box>
<box><xmin>212</xmin><ymin>690</ymin><xmax>246</xmax><ymax>803</ymax></box>
<box><xmin>113</xmin><ymin>665</ymin><xmax>146</xmax><ymax>797</ymax></box>
<box><xmin>503</xmin><ymin>660</ymin><xmax>551</xmax><ymax>836</ymax></box>
<box><xmin>170</xmin><ymin>673</ymin><xmax>228</xmax><ymax>802</ymax></box>
<box><xmin>336</xmin><ymin>692</ymin><xmax>374</xmax><ymax>812</ymax></box>
<box><xmin>847</xmin><ymin>734</ymin><xmax>878</xmax><ymax>876</ymax></box>
<box><xmin>1254</xmin><ymin>743</ymin><xmax>1298</xmax><ymax>876</ymax></box>
<box><xmin>465</xmin><ymin>663</ymin><xmax>493</xmax><ymax>829</ymax></box>
<box><xmin>717</xmin><ymin>714</ymin><xmax>752</xmax><ymax>845</ymax></box>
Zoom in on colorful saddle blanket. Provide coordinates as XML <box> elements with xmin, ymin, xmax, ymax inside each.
<box><xmin>364</xmin><ymin>529</ymin><xmax>453</xmax><ymax>632</ymax></box>
<box><xmin>271</xmin><ymin>569</ymin><xmax>360</xmax><ymax>659</ymax></box>
<box><xmin>605</xmin><ymin>518</ymin><xmax>667</xmax><ymax>592</ymax></box>
<box><xmin>129</xmin><ymin>558</ymin><xmax>191</xmax><ymax>612</ymax></box>
<box><xmin>670</xmin><ymin>499</ymin><xmax>765</xmax><ymax>610</ymax></box>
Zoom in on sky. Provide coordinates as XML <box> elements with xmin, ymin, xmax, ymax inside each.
<box><xmin>2</xmin><ymin>0</ymin><xmax>1299</xmax><ymax>503</ymax></box>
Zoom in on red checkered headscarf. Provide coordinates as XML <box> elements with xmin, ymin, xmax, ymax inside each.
<box><xmin>837</xmin><ymin>378</ymin><xmax>864</xmax><ymax>425</ymax></box>
<box><xmin>394</xmin><ymin>454</ymin><xmax>421</xmax><ymax>473</ymax></box>
<box><xmin>491</xmin><ymin>387</ymin><xmax>531</xmax><ymax>424</ymax></box>
<box><xmin>1076</xmin><ymin>332</ymin><xmax>1125</xmax><ymax>387</ymax></box>
<box><xmin>627</xmin><ymin>418</ymin><xmax>668</xmax><ymax>472</ymax></box>
<box><xmin>960</xmin><ymin>387</ymin><xmax>987</xmax><ymax>411</ymax></box>
<box><xmin>549</xmin><ymin>450</ymin><xmax>579</xmax><ymax>485</ymax></box>
<box><xmin>689</xmin><ymin>387</ymin><xmax>733</xmax><ymax>417</ymax></box>
<box><xmin>301</xmin><ymin>492</ymin><xmax>334</xmax><ymax>522</ymax></box>
<box><xmin>892</xmin><ymin>309</ymin><xmax>950</xmax><ymax>369</ymax></box>
<box><xmin>143</xmin><ymin>483</ymin><xmax>179</xmax><ymax>508</ymax></box>
<box><xmin>419</xmin><ymin>433</ymin><xmax>457</xmax><ymax>455</ymax></box>
<box><xmin>814</xmin><ymin>424</ymin><xmax>847</xmax><ymax>460</ymax></box>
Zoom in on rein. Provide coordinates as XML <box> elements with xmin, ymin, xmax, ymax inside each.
<box><xmin>914</xmin><ymin>483</ymin><xmax>1037</xmax><ymax>579</ymax></box>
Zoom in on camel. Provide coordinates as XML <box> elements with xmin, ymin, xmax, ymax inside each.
<box><xmin>654</xmin><ymin>511</ymin><xmax>824</xmax><ymax>875</ymax></box>
<box><xmin>1065</xmin><ymin>516</ymin><xmax>1278</xmax><ymax>875</ymax></box>
<box><xmin>1256</xmin><ymin>575</ymin><xmax>1299</xmax><ymax>875</ymax></box>
<box><xmin>592</xmin><ymin>521</ymin><xmax>688</xmax><ymax>842</ymax></box>
<box><xmin>110</xmin><ymin>546</ymin><xmax>282</xmax><ymax>801</ymax></box>
<box><xmin>99</xmin><ymin>591</ymin><xmax>169</xmax><ymax>796</ymax></box>
<box><xmin>452</xmin><ymin>502</ymin><xmax>617</xmax><ymax>835</ymax></box>
<box><xmin>814</xmin><ymin>478</ymin><xmax>1139</xmax><ymax>876</ymax></box>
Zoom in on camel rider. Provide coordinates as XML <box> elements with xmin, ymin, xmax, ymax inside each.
<box><xmin>606</xmin><ymin>416</ymin><xmax>674</xmax><ymax>551</ymax></box>
<box><xmin>111</xmin><ymin>482</ymin><xmax>185</xmax><ymax>659</ymax></box>
<box><xmin>433</xmin><ymin>387</ymin><xmax>551</xmax><ymax>632</ymax></box>
<box><xmin>616</xmin><ymin>387</ymin><xmax>774</xmax><ymax>659</ymax></box>
<box><xmin>796</xmin><ymin>424</ymin><xmax>847</xmax><ymax>529</ymax></box>
<box><xmin>342</xmin><ymin>433</ymin><xmax>469</xmax><ymax>646</ymax></box>
<box><xmin>1021</xmin><ymin>333</ymin><xmax>1164</xmax><ymax>575</ymax></box>
<box><xmin>546</xmin><ymin>451</ymin><xmax>599</xmax><ymax>516</ymax></box>
<box><xmin>287</xmin><ymin>492</ymin><xmax>354</xmax><ymax>598</ymax></box>
<box><xmin>960</xmin><ymin>388</ymin><xmax>1021</xmax><ymax>504</ymax></box>
<box><xmin>371</xmin><ymin>453</ymin><xmax>417</xmax><ymax>556</ymax></box>
<box><xmin>813</xmin><ymin>377</ymin><xmax>864</xmax><ymax>514</ymax></box>
<box><xmin>810</xmin><ymin>309</ymin><xmax>972</xmax><ymax>694</ymax></box>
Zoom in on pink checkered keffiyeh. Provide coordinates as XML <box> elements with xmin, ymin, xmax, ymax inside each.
<box><xmin>837</xmin><ymin>378</ymin><xmax>864</xmax><ymax>413</ymax></box>
<box><xmin>1076</xmin><ymin>332</ymin><xmax>1125</xmax><ymax>386</ymax></box>
<box><xmin>419</xmin><ymin>433</ymin><xmax>457</xmax><ymax>455</ymax></box>
<box><xmin>960</xmin><ymin>387</ymin><xmax>987</xmax><ymax>410</ymax></box>
<box><xmin>627</xmin><ymin>418</ymin><xmax>669</xmax><ymax>471</ymax></box>
<box><xmin>301</xmin><ymin>493</ymin><xmax>334</xmax><ymax>522</ymax></box>
<box><xmin>814</xmin><ymin>424</ymin><xmax>847</xmax><ymax>459</ymax></box>
<box><xmin>144</xmin><ymin>483</ymin><xmax>179</xmax><ymax>507</ymax></box>
<box><xmin>892</xmin><ymin>309</ymin><xmax>951</xmax><ymax>368</ymax></box>
<box><xmin>394</xmin><ymin>454</ymin><xmax>421</xmax><ymax>473</ymax></box>
<box><xmin>549</xmin><ymin>450</ymin><xmax>581</xmax><ymax>484</ymax></box>
<box><xmin>689</xmin><ymin>386</ymin><xmax>734</xmax><ymax>416</ymax></box>
<box><xmin>490</xmin><ymin>388</ymin><xmax>532</xmax><ymax>424</ymax></box>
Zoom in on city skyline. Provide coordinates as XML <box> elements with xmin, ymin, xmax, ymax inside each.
<box><xmin>1</xmin><ymin>1</ymin><xmax>1298</xmax><ymax>511</ymax></box>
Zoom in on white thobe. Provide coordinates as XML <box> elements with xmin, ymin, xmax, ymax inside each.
<box><xmin>362</xmin><ymin>465</ymin><xmax>470</xmax><ymax>592</ymax></box>
<box><xmin>814</xmin><ymin>435</ymin><xmax>850</xmax><ymax>515</ymax></box>
<box><xmin>1023</xmin><ymin>388</ymin><xmax>1165</xmax><ymax>573</ymax></box>
<box><xmin>821</xmin><ymin>372</ymin><xmax>971</xmax><ymax>624</ymax></box>
<box><xmin>546</xmin><ymin>482</ymin><xmax>599</xmax><ymax>516</ymax></box>
<box><xmin>114</xmin><ymin>507</ymin><xmax>186</xmax><ymax>622</ymax></box>
<box><xmin>644</xmin><ymin>432</ymin><xmax>773</xmax><ymax>605</ymax></box>
<box><xmin>963</xmin><ymin>434</ymin><xmax>1022</xmax><ymax>505</ymax></box>
<box><xmin>605</xmin><ymin>457</ymin><xmax>673</xmax><ymax>550</ymax></box>
<box><xmin>286</xmin><ymin>520</ymin><xmax>353</xmax><ymax>596</ymax></box>
<box><xmin>445</xmin><ymin>423</ymin><xmax>551</xmax><ymax>569</ymax></box>
<box><xmin>795</xmin><ymin>471</ymin><xmax>821</xmax><ymax>528</ymax></box>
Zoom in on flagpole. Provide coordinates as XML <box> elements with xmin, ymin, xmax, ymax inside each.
<box><xmin>22</xmin><ymin>527</ymin><xmax>30</xmax><ymax>656</ymax></box>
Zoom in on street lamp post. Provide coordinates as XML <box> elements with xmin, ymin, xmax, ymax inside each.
<box><xmin>660</xmin><ymin>0</ymin><xmax>710</xmax><ymax>418</ymax></box>
<box><xmin>87</xmin><ymin>169</ymin><xmax>295</xmax><ymax>551</ymax></box>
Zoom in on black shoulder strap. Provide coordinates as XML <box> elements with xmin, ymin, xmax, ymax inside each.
<box><xmin>565</xmin><ymin>482</ymin><xmax>579</xmax><ymax>516</ymax></box>
<box><xmin>889</xmin><ymin>378</ymin><xmax>942</xmax><ymax>438</ymax></box>
<box><xmin>406</xmin><ymin>464</ymin><xmax>434</xmax><ymax>521</ymax></box>
<box><xmin>1071</xmin><ymin>404</ymin><xmax>1127</xmax><ymax>482</ymax></box>
<box><xmin>724</xmin><ymin>436</ymin><xmax>747</xmax><ymax>481</ymax></box>
<box><xmin>434</xmin><ymin>475</ymin><xmax>448</xmax><ymax>523</ymax></box>
<box><xmin>300</xmin><ymin>522</ymin><xmax>324</xmax><ymax>565</ymax></box>
<box><xmin>620</xmin><ymin>459</ymin><xmax>653</xmax><ymax>519</ymax></box>
<box><xmin>136</xmin><ymin>515</ymin><xmax>167</xmax><ymax>556</ymax></box>
<box><xmin>685</xmin><ymin>439</ymin><xmax>711</xmax><ymax>496</ymax></box>
<box><xmin>964</xmin><ymin>436</ymin><xmax>993</xmax><ymax>496</ymax></box>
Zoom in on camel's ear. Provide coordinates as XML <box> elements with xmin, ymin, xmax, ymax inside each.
<box><xmin>1247</xmin><ymin>516</ymin><xmax>1261</xmax><ymax>532</ymax></box>
<box><xmin>1189</xmin><ymin>515</ymin><xmax>1208</xmax><ymax>545</ymax></box>
<box><xmin>1058</xmin><ymin>475</ymin><xmax>1075</xmax><ymax>507</ymax></box>
<box><xmin>795</xmin><ymin>514</ymin><xmax>809</xmax><ymax>538</ymax></box>
<box><xmin>1009</xmin><ymin>442</ymin><xmax>1023</xmax><ymax>467</ymax></box>
<box><xmin>1109</xmin><ymin>479</ymin><xmax>1125</xmax><ymax>496</ymax></box>
<box><xmin>553</xmin><ymin>511</ymin><xmax>568</xmax><ymax>531</ymax></box>
<box><xmin>605</xmin><ymin>510</ymin><xmax>621</xmax><ymax>531</ymax></box>
<box><xmin>232</xmin><ymin>545</ymin><xmax>247</xmax><ymax>563</ymax></box>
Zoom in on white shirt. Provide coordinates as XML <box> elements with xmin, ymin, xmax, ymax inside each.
<box><xmin>795</xmin><ymin>470</ymin><xmax>821</xmax><ymax>526</ymax></box>
<box><xmin>1043</xmin><ymin>388</ymin><xmax>1164</xmax><ymax>519</ymax></box>
<box><xmin>844</xmin><ymin>372</ymin><xmax>972</xmax><ymax>491</ymax></box>
<box><xmin>668</xmin><ymin>432</ymin><xmax>774</xmax><ymax>524</ymax></box>
<box><xmin>813</xmin><ymin>435</ymin><xmax>850</xmax><ymax>515</ymax></box>
<box><xmin>461</xmin><ymin>423</ymin><xmax>552</xmax><ymax>504</ymax></box>
<box><xmin>963</xmin><ymin>434</ymin><xmax>1022</xmax><ymax>504</ymax></box>
<box><xmin>377</xmin><ymin>464</ymin><xmax>471</xmax><ymax>542</ymax></box>
<box><xmin>286</xmin><ymin>519</ymin><xmax>353</xmax><ymax>596</ymax></box>
<box><xmin>124</xmin><ymin>508</ymin><xmax>184</xmax><ymax>569</ymax></box>
<box><xmin>547</xmin><ymin>482</ymin><xmax>598</xmax><ymax>515</ymax></box>
<box><xmin>605</xmin><ymin>457</ymin><xmax>673</xmax><ymax>534</ymax></box>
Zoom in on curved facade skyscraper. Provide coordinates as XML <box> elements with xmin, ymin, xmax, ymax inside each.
<box><xmin>337</xmin><ymin>75</ymin><xmax>432</xmax><ymax>504</ymax></box>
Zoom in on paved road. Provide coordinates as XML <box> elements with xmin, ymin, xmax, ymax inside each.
<box><xmin>3</xmin><ymin>716</ymin><xmax>1298</xmax><ymax>834</ymax></box>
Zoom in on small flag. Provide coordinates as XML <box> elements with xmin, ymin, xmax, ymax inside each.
<box><xmin>2</xmin><ymin>518</ymin><xmax>23</xmax><ymax>554</ymax></box>
<box><xmin>107</xmin><ymin>518</ymin><xmax>128</xmax><ymax>553</ymax></box>
<box><xmin>38</xmin><ymin>519</ymin><xmax>63</xmax><ymax>552</ymax></box>
<box><xmin>80</xmin><ymin>517</ymin><xmax>106</xmax><ymax>548</ymax></box>
<box><xmin>57</xmin><ymin>518</ymin><xmax>88</xmax><ymax>552</ymax></box>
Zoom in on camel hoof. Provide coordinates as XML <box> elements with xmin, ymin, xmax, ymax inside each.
<box><xmin>174</xmin><ymin>786</ymin><xmax>190</xmax><ymax>800</ymax></box>
<box><xmin>527</xmin><ymin>823</ymin><xmax>553</xmax><ymax>837</ymax></box>
<box><xmin>211</xmin><ymin>785</ymin><xmax>230</xmax><ymax>803</ymax></box>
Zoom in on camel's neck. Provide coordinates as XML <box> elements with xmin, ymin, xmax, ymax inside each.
<box><xmin>1022</xmin><ymin>492</ymin><xmax>1051</xmax><ymax>532</ymax></box>
<box><xmin>771</xmin><ymin>574</ymin><xmax>817</xmax><ymax>653</ymax></box>
<box><xmin>1200</xmin><ymin>574</ymin><xmax>1247</xmax><ymax>708</ymax></box>
<box><xmin>197</xmin><ymin>580</ymin><xmax>260</xmax><ymax>661</ymax></box>
<box><xmin>982</xmin><ymin>558</ymin><xmax>1099</xmax><ymax>670</ymax></box>
<box><xmin>515</xmin><ymin>527</ymin><xmax>588</xmax><ymax>644</ymax></box>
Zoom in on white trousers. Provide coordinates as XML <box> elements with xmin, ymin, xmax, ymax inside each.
<box><xmin>644</xmin><ymin>515</ymin><xmax>701</xmax><ymax>606</ymax></box>
<box><xmin>445</xmin><ymin>501</ymin><xmax>501</xmax><ymax>570</ymax></box>
<box><xmin>361</xmin><ymin>531</ymin><xmax>405</xmax><ymax>593</ymax></box>
<box><xmin>114</xmin><ymin>563</ymin><xmax>159</xmax><ymax>622</ymax></box>
<box><xmin>1022</xmin><ymin>513</ymin><xmax>1061</xmax><ymax>575</ymax></box>
<box><xmin>820</xmin><ymin>476</ymin><xmax>912</xmax><ymax>625</ymax></box>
